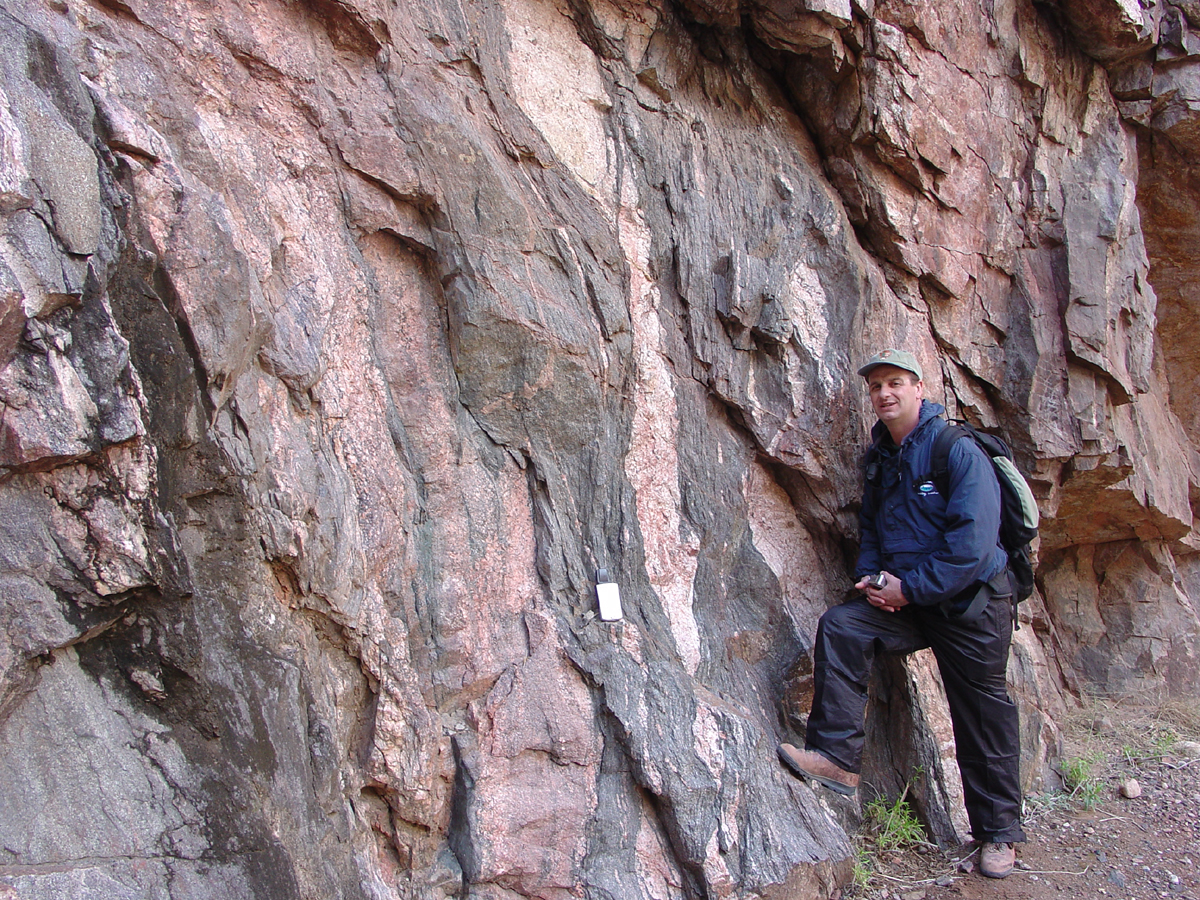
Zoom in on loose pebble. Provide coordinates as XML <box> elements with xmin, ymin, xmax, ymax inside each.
<box><xmin>1120</xmin><ymin>778</ymin><xmax>1143</xmax><ymax>799</ymax></box>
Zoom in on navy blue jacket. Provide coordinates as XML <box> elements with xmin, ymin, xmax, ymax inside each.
<box><xmin>855</xmin><ymin>400</ymin><xmax>1008</xmax><ymax>611</ymax></box>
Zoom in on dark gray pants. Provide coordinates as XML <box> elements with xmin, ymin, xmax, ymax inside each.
<box><xmin>804</xmin><ymin>595</ymin><xmax>1026</xmax><ymax>843</ymax></box>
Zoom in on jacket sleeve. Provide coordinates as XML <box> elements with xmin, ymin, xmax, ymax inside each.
<box><xmin>902</xmin><ymin>438</ymin><xmax>1003</xmax><ymax>607</ymax></box>
<box><xmin>855</xmin><ymin>480</ymin><xmax>883</xmax><ymax>580</ymax></box>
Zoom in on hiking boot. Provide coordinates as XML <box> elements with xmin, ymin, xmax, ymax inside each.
<box><xmin>777</xmin><ymin>743</ymin><xmax>859</xmax><ymax>795</ymax></box>
<box><xmin>980</xmin><ymin>841</ymin><xmax>1015</xmax><ymax>878</ymax></box>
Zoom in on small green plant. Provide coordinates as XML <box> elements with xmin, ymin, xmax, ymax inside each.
<box><xmin>851</xmin><ymin>844</ymin><xmax>874</xmax><ymax>890</ymax></box>
<box><xmin>864</xmin><ymin>783</ymin><xmax>927</xmax><ymax>851</ymax></box>
<box><xmin>1150</xmin><ymin>729</ymin><xmax>1179</xmax><ymax>757</ymax></box>
<box><xmin>1061</xmin><ymin>753</ymin><xmax>1104</xmax><ymax>810</ymax></box>
<box><xmin>1026</xmin><ymin>789</ymin><xmax>1072</xmax><ymax>814</ymax></box>
<box><xmin>1022</xmin><ymin>789</ymin><xmax>1072</xmax><ymax>826</ymax></box>
<box><xmin>1060</xmin><ymin>754</ymin><xmax>1091</xmax><ymax>787</ymax></box>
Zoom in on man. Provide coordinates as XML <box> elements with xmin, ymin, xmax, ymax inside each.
<box><xmin>778</xmin><ymin>348</ymin><xmax>1026</xmax><ymax>879</ymax></box>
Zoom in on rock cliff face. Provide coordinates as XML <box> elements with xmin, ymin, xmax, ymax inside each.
<box><xmin>1</xmin><ymin>0</ymin><xmax>1199</xmax><ymax>897</ymax></box>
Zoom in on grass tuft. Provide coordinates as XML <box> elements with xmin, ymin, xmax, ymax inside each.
<box><xmin>863</xmin><ymin>783</ymin><xmax>927</xmax><ymax>852</ymax></box>
<box><xmin>851</xmin><ymin>844</ymin><xmax>874</xmax><ymax>890</ymax></box>
<box><xmin>1060</xmin><ymin>752</ymin><xmax>1104</xmax><ymax>810</ymax></box>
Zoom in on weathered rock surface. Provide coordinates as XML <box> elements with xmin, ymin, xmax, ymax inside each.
<box><xmin>0</xmin><ymin>0</ymin><xmax>1198</xmax><ymax>897</ymax></box>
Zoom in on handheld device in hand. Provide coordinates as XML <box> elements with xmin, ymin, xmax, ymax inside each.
<box><xmin>867</xmin><ymin>572</ymin><xmax>887</xmax><ymax>589</ymax></box>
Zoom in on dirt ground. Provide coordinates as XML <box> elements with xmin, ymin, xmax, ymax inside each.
<box><xmin>840</xmin><ymin>697</ymin><xmax>1200</xmax><ymax>900</ymax></box>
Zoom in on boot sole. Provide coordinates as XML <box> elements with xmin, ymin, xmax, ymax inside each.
<box><xmin>777</xmin><ymin>746</ymin><xmax>857</xmax><ymax>796</ymax></box>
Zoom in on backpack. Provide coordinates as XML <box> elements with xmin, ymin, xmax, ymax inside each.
<box><xmin>929</xmin><ymin>420</ymin><xmax>1039</xmax><ymax>609</ymax></box>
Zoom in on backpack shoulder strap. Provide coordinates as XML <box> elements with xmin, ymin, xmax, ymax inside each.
<box><xmin>861</xmin><ymin>440</ymin><xmax>883</xmax><ymax>506</ymax></box>
<box><xmin>929</xmin><ymin>420</ymin><xmax>970</xmax><ymax>496</ymax></box>
<box><xmin>863</xmin><ymin>426</ymin><xmax>893</xmax><ymax>478</ymax></box>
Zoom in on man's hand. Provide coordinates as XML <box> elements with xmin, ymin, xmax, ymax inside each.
<box><xmin>855</xmin><ymin>572</ymin><xmax>909</xmax><ymax>612</ymax></box>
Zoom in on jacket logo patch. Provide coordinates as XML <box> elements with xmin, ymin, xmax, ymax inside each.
<box><xmin>918</xmin><ymin>482</ymin><xmax>940</xmax><ymax>495</ymax></box>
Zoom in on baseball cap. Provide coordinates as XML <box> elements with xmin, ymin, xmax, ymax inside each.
<box><xmin>857</xmin><ymin>348</ymin><xmax>923</xmax><ymax>381</ymax></box>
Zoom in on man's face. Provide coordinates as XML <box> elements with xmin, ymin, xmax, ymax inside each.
<box><xmin>866</xmin><ymin>365</ymin><xmax>924</xmax><ymax>435</ymax></box>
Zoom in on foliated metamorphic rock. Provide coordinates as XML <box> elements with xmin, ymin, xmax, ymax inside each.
<box><xmin>1</xmin><ymin>1</ymin><xmax>1199</xmax><ymax>898</ymax></box>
